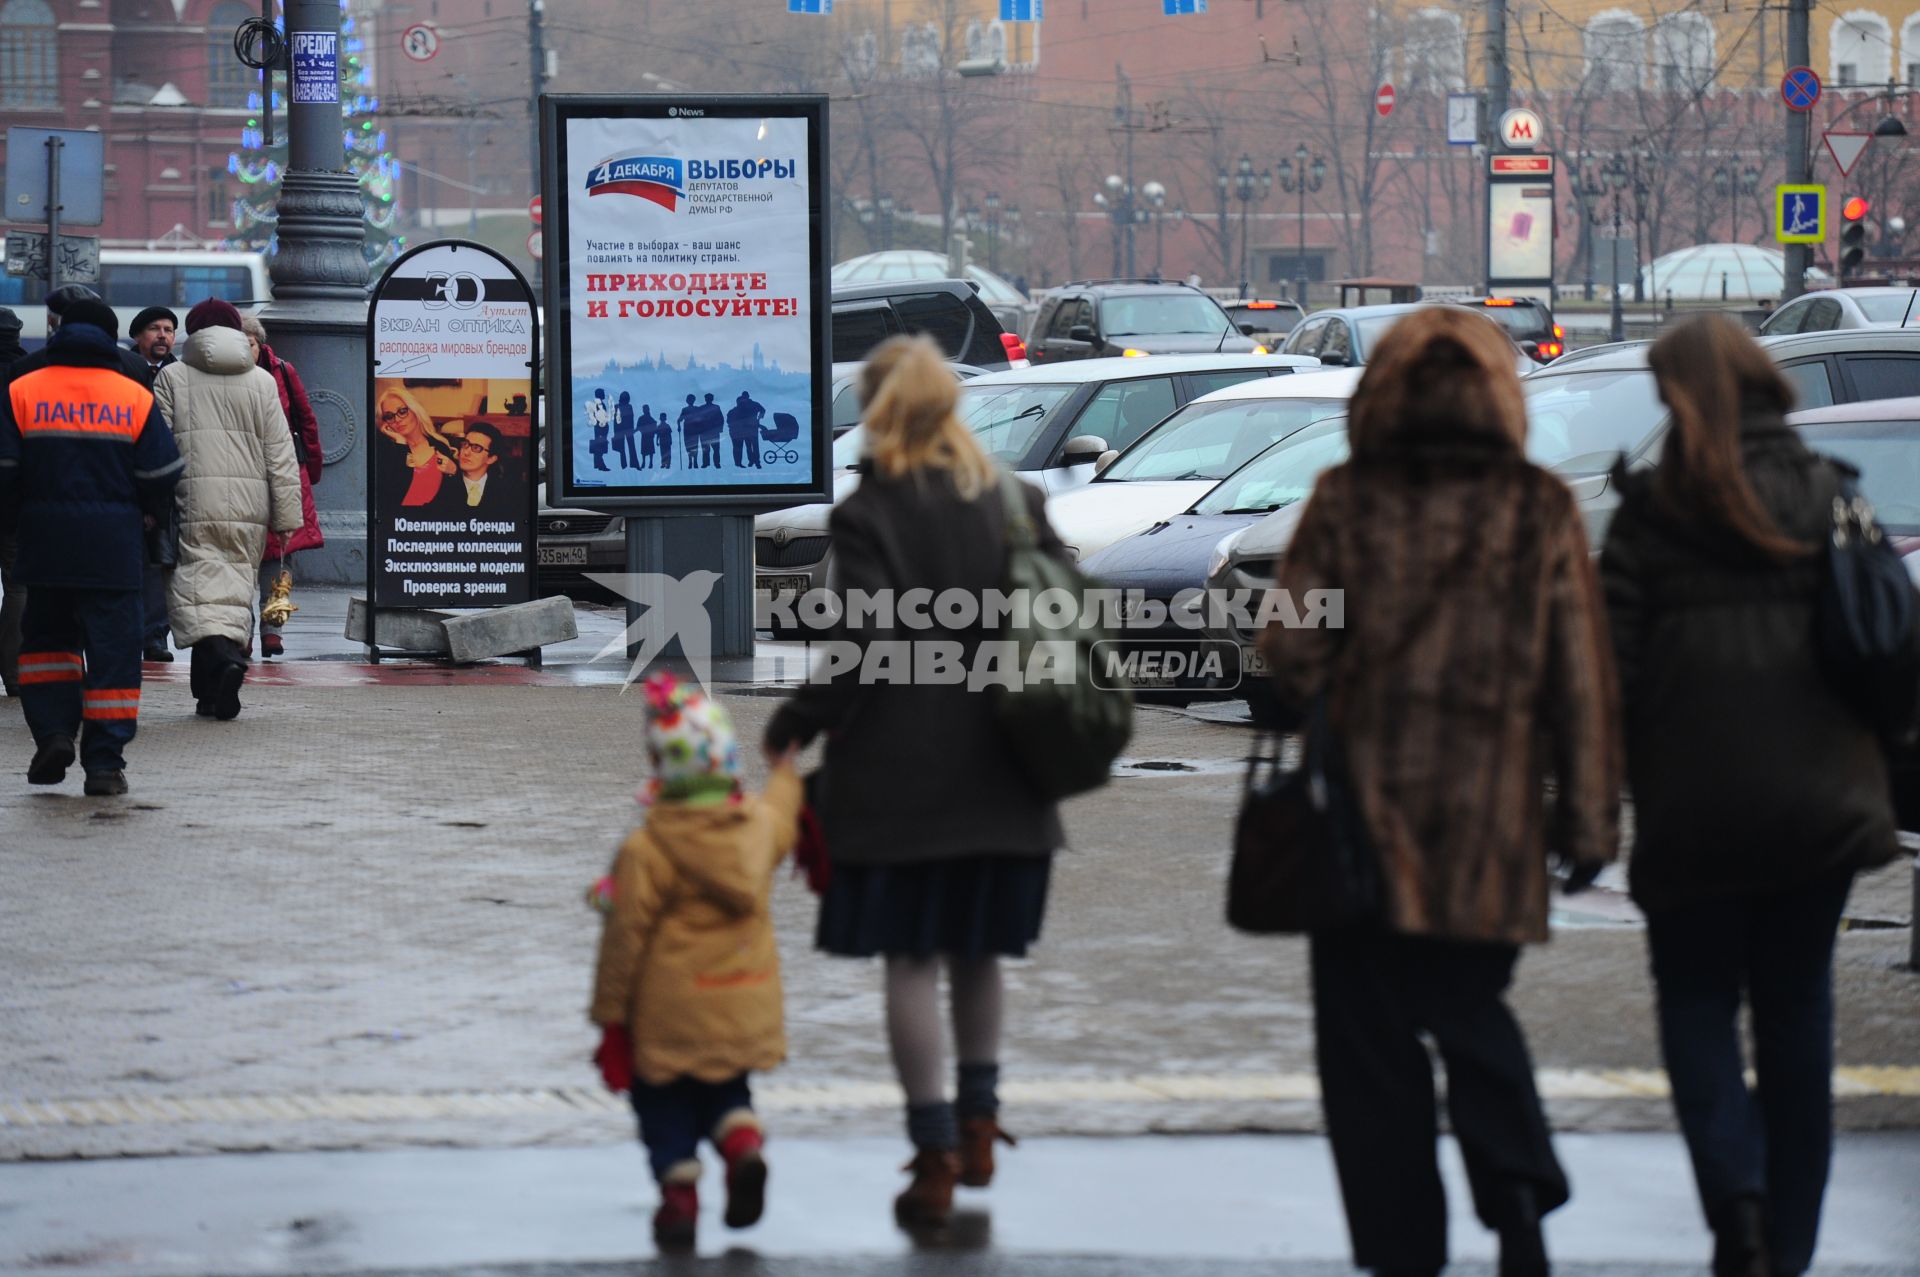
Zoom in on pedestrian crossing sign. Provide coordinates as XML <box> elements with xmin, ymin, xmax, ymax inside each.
<box><xmin>1776</xmin><ymin>184</ymin><xmax>1826</xmax><ymax>244</ymax></box>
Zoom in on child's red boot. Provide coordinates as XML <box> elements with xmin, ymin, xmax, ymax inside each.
<box><xmin>714</xmin><ymin>1109</ymin><xmax>768</xmax><ymax>1229</ymax></box>
<box><xmin>652</xmin><ymin>1161</ymin><xmax>700</xmax><ymax>1251</ymax></box>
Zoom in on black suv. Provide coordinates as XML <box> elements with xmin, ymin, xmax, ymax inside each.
<box><xmin>1027</xmin><ymin>280</ymin><xmax>1262</xmax><ymax>364</ymax></box>
<box><xmin>831</xmin><ymin>278</ymin><xmax>1022</xmax><ymax>370</ymax></box>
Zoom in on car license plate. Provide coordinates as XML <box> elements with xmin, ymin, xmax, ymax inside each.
<box><xmin>1241</xmin><ymin>644</ymin><xmax>1270</xmax><ymax>678</ymax></box>
<box><xmin>538</xmin><ymin>545</ymin><xmax>589</xmax><ymax>566</ymax></box>
<box><xmin>758</xmin><ymin>574</ymin><xmax>811</xmax><ymax>596</ymax></box>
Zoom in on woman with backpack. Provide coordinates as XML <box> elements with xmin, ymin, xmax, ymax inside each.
<box><xmin>762</xmin><ymin>336</ymin><xmax>1069</xmax><ymax>1230</ymax></box>
<box><xmin>1260</xmin><ymin>306</ymin><xmax>1621</xmax><ymax>1277</ymax></box>
<box><xmin>1599</xmin><ymin>315</ymin><xmax>1910</xmax><ymax>1277</ymax></box>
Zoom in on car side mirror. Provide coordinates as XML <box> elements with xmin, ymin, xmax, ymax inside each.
<box><xmin>1061</xmin><ymin>434</ymin><xmax>1110</xmax><ymax>466</ymax></box>
<box><xmin>1318</xmin><ymin>350</ymin><xmax>1348</xmax><ymax>367</ymax></box>
<box><xmin>1068</xmin><ymin>324</ymin><xmax>1095</xmax><ymax>344</ymax></box>
<box><xmin>1093</xmin><ymin>449</ymin><xmax>1121</xmax><ymax>477</ymax></box>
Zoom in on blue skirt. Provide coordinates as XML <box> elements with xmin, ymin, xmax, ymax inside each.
<box><xmin>815</xmin><ymin>854</ymin><xmax>1053</xmax><ymax>959</ymax></box>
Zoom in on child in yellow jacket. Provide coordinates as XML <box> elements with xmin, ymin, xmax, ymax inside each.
<box><xmin>588</xmin><ymin>672</ymin><xmax>801</xmax><ymax>1250</ymax></box>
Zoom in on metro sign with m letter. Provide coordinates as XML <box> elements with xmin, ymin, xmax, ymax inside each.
<box><xmin>1499</xmin><ymin>108</ymin><xmax>1544</xmax><ymax>150</ymax></box>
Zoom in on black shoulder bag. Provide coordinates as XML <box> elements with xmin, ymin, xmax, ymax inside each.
<box><xmin>1818</xmin><ymin>468</ymin><xmax>1920</xmax><ymax>745</ymax></box>
<box><xmin>1228</xmin><ymin>691</ymin><xmax>1381</xmax><ymax>935</ymax></box>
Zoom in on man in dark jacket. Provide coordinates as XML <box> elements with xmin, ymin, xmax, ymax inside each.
<box><xmin>0</xmin><ymin>300</ymin><xmax>183</xmax><ymax>795</ymax></box>
<box><xmin>129</xmin><ymin>305</ymin><xmax>179</xmax><ymax>377</ymax></box>
<box><xmin>0</xmin><ymin>306</ymin><xmax>24</xmax><ymax>696</ymax></box>
<box><xmin>128</xmin><ymin>305</ymin><xmax>180</xmax><ymax>662</ymax></box>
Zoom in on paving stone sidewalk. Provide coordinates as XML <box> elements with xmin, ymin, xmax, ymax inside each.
<box><xmin>2</xmin><ymin>593</ymin><xmax>1916</xmax><ymax>1159</ymax></box>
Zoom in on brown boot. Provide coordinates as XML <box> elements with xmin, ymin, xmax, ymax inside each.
<box><xmin>958</xmin><ymin>1116</ymin><xmax>1016</xmax><ymax>1188</ymax></box>
<box><xmin>893</xmin><ymin>1148</ymin><xmax>961</xmax><ymax>1227</ymax></box>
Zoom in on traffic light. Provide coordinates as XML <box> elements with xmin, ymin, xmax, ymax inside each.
<box><xmin>1841</xmin><ymin>196</ymin><xmax>1871</xmax><ymax>277</ymax></box>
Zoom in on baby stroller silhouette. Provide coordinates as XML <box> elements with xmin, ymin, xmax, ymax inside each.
<box><xmin>759</xmin><ymin>412</ymin><xmax>802</xmax><ymax>464</ymax></box>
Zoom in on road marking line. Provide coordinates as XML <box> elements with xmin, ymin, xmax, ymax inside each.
<box><xmin>3</xmin><ymin>1068</ymin><xmax>1916</xmax><ymax>1132</ymax></box>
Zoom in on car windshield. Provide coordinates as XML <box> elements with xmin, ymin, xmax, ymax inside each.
<box><xmin>956</xmin><ymin>382</ymin><xmax>1077</xmax><ymax>461</ymax></box>
<box><xmin>1799</xmin><ymin>424</ymin><xmax>1920</xmax><ymax>528</ymax></box>
<box><xmin>1101</xmin><ymin>397</ymin><xmax>1349</xmax><ymax>483</ymax></box>
<box><xmin>1099</xmin><ymin>294</ymin><xmax>1232</xmax><ymax>337</ymax></box>
<box><xmin>1193</xmin><ymin>418</ymin><xmax>1350</xmax><ymax>515</ymax></box>
<box><xmin>1859</xmin><ymin>293</ymin><xmax>1914</xmax><ymax>323</ymax></box>
<box><xmin>1522</xmin><ymin>367</ymin><xmax>1667</xmax><ymax>472</ymax></box>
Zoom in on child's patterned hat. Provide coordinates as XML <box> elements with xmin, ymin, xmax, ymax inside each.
<box><xmin>642</xmin><ymin>672</ymin><xmax>739</xmax><ymax>802</ymax></box>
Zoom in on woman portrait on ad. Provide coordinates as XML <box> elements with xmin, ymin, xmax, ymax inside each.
<box><xmin>376</xmin><ymin>384</ymin><xmax>457</xmax><ymax>509</ymax></box>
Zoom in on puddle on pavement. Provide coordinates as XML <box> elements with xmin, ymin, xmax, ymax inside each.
<box><xmin>1111</xmin><ymin>757</ymin><xmax>1241</xmax><ymax>778</ymax></box>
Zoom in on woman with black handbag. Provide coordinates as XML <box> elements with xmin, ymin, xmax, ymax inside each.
<box><xmin>762</xmin><ymin>337</ymin><xmax>1069</xmax><ymax>1230</ymax></box>
<box><xmin>1260</xmin><ymin>306</ymin><xmax>1621</xmax><ymax>1277</ymax></box>
<box><xmin>1599</xmin><ymin>315</ymin><xmax>1912</xmax><ymax>1277</ymax></box>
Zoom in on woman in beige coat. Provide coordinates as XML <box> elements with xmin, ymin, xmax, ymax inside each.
<box><xmin>155</xmin><ymin>299</ymin><xmax>302</xmax><ymax>720</ymax></box>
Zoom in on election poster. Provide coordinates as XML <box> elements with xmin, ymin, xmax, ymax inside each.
<box><xmin>541</xmin><ymin>96</ymin><xmax>832</xmax><ymax>508</ymax></box>
<box><xmin>365</xmin><ymin>240</ymin><xmax>539</xmax><ymax>612</ymax></box>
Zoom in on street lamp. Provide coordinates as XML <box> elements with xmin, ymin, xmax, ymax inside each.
<box><xmin>1710</xmin><ymin>162</ymin><xmax>1762</xmax><ymax>243</ymax></box>
<box><xmin>1276</xmin><ymin>143</ymin><xmax>1325</xmax><ymax>306</ymax></box>
<box><xmin>1217</xmin><ymin>155</ymin><xmax>1270</xmax><ymax>299</ymax></box>
<box><xmin>1604</xmin><ymin>153</ymin><xmax>1631</xmax><ymax>342</ymax></box>
<box><xmin>1142</xmin><ymin>180</ymin><xmax>1168</xmax><ymax>278</ymax></box>
<box><xmin>876</xmin><ymin>192</ymin><xmax>896</xmax><ymax>250</ymax></box>
<box><xmin>1575</xmin><ymin>152</ymin><xmax>1606</xmax><ymax>302</ymax></box>
<box><xmin>1099</xmin><ymin>173</ymin><xmax>1144</xmax><ymax>277</ymax></box>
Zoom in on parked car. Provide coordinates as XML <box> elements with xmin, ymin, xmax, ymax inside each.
<box><xmin>1524</xmin><ymin>326</ymin><xmax>1920</xmax><ymax>545</ymax></box>
<box><xmin>1452</xmin><ymin>296</ymin><xmax>1563</xmax><ymax>361</ymax></box>
<box><xmin>826</xmin><ymin>359</ymin><xmax>992</xmax><ymax>437</ymax></box>
<box><xmin>1210</xmin><ymin>327</ymin><xmax>1920</xmax><ymax>690</ymax></box>
<box><xmin>1757</xmin><ymin>286</ymin><xmax>1920</xmax><ymax>336</ymax></box>
<box><xmin>1223</xmin><ymin>298</ymin><xmax>1307</xmax><ymax>348</ymax></box>
<box><xmin>1042</xmin><ymin>368</ymin><xmax>1362</xmax><ymax>561</ymax></box>
<box><xmin>1026</xmin><ymin>280</ymin><xmax>1263</xmax><ymax>363</ymax></box>
<box><xmin>535</xmin><ymin>504</ymin><xmax>625</xmax><ymax>598</ymax></box>
<box><xmin>754</xmin><ymin>353</ymin><xmax>1319</xmax><ymax>627</ymax></box>
<box><xmin>831</xmin><ymin>278</ymin><xmax>1025</xmax><ymax>370</ymax></box>
<box><xmin>1280</xmin><ymin>301</ymin><xmax>1543</xmax><ymax>369</ymax></box>
<box><xmin>1078</xmin><ymin>413</ymin><xmax>1350</xmax><ymax>697</ymax></box>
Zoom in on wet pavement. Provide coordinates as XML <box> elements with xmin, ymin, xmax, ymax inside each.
<box><xmin>2</xmin><ymin>587</ymin><xmax>1917</xmax><ymax>1269</ymax></box>
<box><xmin>2</xmin><ymin>1133</ymin><xmax>1916</xmax><ymax>1276</ymax></box>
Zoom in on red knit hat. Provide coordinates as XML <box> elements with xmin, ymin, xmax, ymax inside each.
<box><xmin>185</xmin><ymin>298</ymin><xmax>244</xmax><ymax>334</ymax></box>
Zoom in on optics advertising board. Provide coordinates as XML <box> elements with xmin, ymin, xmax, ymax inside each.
<box><xmin>540</xmin><ymin>95</ymin><xmax>831</xmax><ymax>509</ymax></box>
<box><xmin>365</xmin><ymin>240</ymin><xmax>539</xmax><ymax>612</ymax></box>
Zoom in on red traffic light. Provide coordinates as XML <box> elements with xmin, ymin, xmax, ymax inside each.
<box><xmin>1843</xmin><ymin>195</ymin><xmax>1871</xmax><ymax>221</ymax></box>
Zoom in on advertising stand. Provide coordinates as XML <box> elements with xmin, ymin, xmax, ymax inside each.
<box><xmin>364</xmin><ymin>240</ymin><xmax>542</xmax><ymax>662</ymax></box>
<box><xmin>1486</xmin><ymin>153</ymin><xmax>1556</xmax><ymax>303</ymax></box>
<box><xmin>539</xmin><ymin>94</ymin><xmax>832</xmax><ymax>665</ymax></box>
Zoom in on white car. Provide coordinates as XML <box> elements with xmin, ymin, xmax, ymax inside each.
<box><xmin>1043</xmin><ymin>367</ymin><xmax>1363</xmax><ymax>560</ymax></box>
<box><xmin>753</xmin><ymin>353</ymin><xmax>1321</xmax><ymax>625</ymax></box>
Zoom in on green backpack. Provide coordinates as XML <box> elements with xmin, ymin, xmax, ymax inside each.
<box><xmin>991</xmin><ymin>470</ymin><xmax>1133</xmax><ymax>800</ymax></box>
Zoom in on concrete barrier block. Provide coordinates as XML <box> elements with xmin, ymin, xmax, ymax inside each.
<box><xmin>345</xmin><ymin>598</ymin><xmax>453</xmax><ymax>653</ymax></box>
<box><xmin>442</xmin><ymin>596</ymin><xmax>578</xmax><ymax>664</ymax></box>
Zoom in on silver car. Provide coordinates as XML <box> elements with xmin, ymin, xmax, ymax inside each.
<box><xmin>754</xmin><ymin>354</ymin><xmax>1322</xmax><ymax>632</ymax></box>
<box><xmin>1758</xmin><ymin>286</ymin><xmax>1920</xmax><ymax>336</ymax></box>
